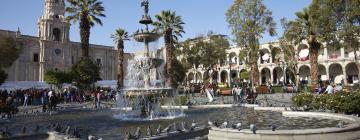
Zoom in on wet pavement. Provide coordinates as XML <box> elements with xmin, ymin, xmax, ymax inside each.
<box><xmin>0</xmin><ymin>106</ymin><xmax>349</xmax><ymax>140</ymax></box>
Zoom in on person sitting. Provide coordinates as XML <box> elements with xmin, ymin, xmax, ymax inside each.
<box><xmin>323</xmin><ymin>83</ymin><xmax>334</xmax><ymax>94</ymax></box>
<box><xmin>315</xmin><ymin>83</ymin><xmax>322</xmax><ymax>94</ymax></box>
<box><xmin>334</xmin><ymin>83</ymin><xmax>343</xmax><ymax>93</ymax></box>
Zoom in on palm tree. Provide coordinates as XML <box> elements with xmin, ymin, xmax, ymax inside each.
<box><xmin>111</xmin><ymin>28</ymin><xmax>129</xmax><ymax>89</ymax></box>
<box><xmin>66</xmin><ymin>0</ymin><xmax>106</xmax><ymax>57</ymax></box>
<box><xmin>283</xmin><ymin>8</ymin><xmax>321</xmax><ymax>86</ymax></box>
<box><xmin>153</xmin><ymin>10</ymin><xmax>185</xmax><ymax>87</ymax></box>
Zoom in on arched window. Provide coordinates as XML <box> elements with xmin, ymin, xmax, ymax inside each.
<box><xmin>53</xmin><ymin>28</ymin><xmax>61</xmax><ymax>41</ymax></box>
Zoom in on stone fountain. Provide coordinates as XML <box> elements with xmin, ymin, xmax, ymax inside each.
<box><xmin>115</xmin><ymin>0</ymin><xmax>182</xmax><ymax>119</ymax></box>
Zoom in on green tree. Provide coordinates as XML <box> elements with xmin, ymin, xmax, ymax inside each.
<box><xmin>111</xmin><ymin>28</ymin><xmax>129</xmax><ymax>90</ymax></box>
<box><xmin>0</xmin><ymin>37</ymin><xmax>22</xmax><ymax>85</ymax></box>
<box><xmin>44</xmin><ymin>70</ymin><xmax>73</xmax><ymax>90</ymax></box>
<box><xmin>280</xmin><ymin>18</ymin><xmax>299</xmax><ymax>86</ymax></box>
<box><xmin>170</xmin><ymin>58</ymin><xmax>187</xmax><ymax>86</ymax></box>
<box><xmin>175</xmin><ymin>33</ymin><xmax>229</xmax><ymax>81</ymax></box>
<box><xmin>240</xmin><ymin>70</ymin><xmax>250</xmax><ymax>80</ymax></box>
<box><xmin>226</xmin><ymin>0</ymin><xmax>276</xmax><ymax>87</ymax></box>
<box><xmin>71</xmin><ymin>57</ymin><xmax>101</xmax><ymax>92</ymax></box>
<box><xmin>319</xmin><ymin>0</ymin><xmax>360</xmax><ymax>80</ymax></box>
<box><xmin>153</xmin><ymin>10</ymin><xmax>185</xmax><ymax>87</ymax></box>
<box><xmin>66</xmin><ymin>0</ymin><xmax>106</xmax><ymax>57</ymax></box>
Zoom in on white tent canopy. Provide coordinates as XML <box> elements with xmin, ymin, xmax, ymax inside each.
<box><xmin>262</xmin><ymin>53</ymin><xmax>270</xmax><ymax>60</ymax></box>
<box><xmin>299</xmin><ymin>49</ymin><xmax>309</xmax><ymax>58</ymax></box>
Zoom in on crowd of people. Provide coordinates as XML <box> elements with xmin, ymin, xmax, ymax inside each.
<box><xmin>315</xmin><ymin>81</ymin><xmax>344</xmax><ymax>94</ymax></box>
<box><xmin>0</xmin><ymin>87</ymin><xmax>117</xmax><ymax>111</ymax></box>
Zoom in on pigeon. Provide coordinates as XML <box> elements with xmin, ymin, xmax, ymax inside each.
<box><xmin>147</xmin><ymin>126</ymin><xmax>152</xmax><ymax>136</ymax></box>
<box><xmin>64</xmin><ymin>125</ymin><xmax>71</xmax><ymax>135</ymax></box>
<box><xmin>134</xmin><ymin>127</ymin><xmax>141</xmax><ymax>139</ymax></box>
<box><xmin>213</xmin><ymin>121</ymin><xmax>220</xmax><ymax>127</ymax></box>
<box><xmin>88</xmin><ymin>135</ymin><xmax>96</xmax><ymax>140</ymax></box>
<box><xmin>233</xmin><ymin>123</ymin><xmax>242</xmax><ymax>130</ymax></box>
<box><xmin>174</xmin><ymin>123</ymin><xmax>183</xmax><ymax>132</ymax></box>
<box><xmin>190</xmin><ymin>120</ymin><xmax>197</xmax><ymax>131</ymax></box>
<box><xmin>208</xmin><ymin>119</ymin><xmax>214</xmax><ymax>126</ymax></box>
<box><xmin>163</xmin><ymin>124</ymin><xmax>172</xmax><ymax>133</ymax></box>
<box><xmin>250</xmin><ymin>124</ymin><xmax>256</xmax><ymax>134</ymax></box>
<box><xmin>124</xmin><ymin>132</ymin><xmax>133</xmax><ymax>140</ymax></box>
<box><xmin>220</xmin><ymin>120</ymin><xmax>228</xmax><ymax>128</ymax></box>
<box><xmin>337</xmin><ymin>121</ymin><xmax>344</xmax><ymax>128</ymax></box>
<box><xmin>271</xmin><ymin>125</ymin><xmax>277</xmax><ymax>131</ymax></box>
<box><xmin>181</xmin><ymin>122</ymin><xmax>187</xmax><ymax>131</ymax></box>
<box><xmin>156</xmin><ymin>125</ymin><xmax>162</xmax><ymax>135</ymax></box>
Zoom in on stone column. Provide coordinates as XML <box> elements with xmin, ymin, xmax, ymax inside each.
<box><xmin>340</xmin><ymin>47</ymin><xmax>345</xmax><ymax>59</ymax></box>
<box><xmin>342</xmin><ymin>65</ymin><xmax>347</xmax><ymax>85</ymax></box>
<box><xmin>270</xmin><ymin>68</ymin><xmax>274</xmax><ymax>85</ymax></box>
<box><xmin>324</xmin><ymin>47</ymin><xmax>328</xmax><ymax>60</ymax></box>
<box><xmin>39</xmin><ymin>41</ymin><xmax>45</xmax><ymax>81</ymax></box>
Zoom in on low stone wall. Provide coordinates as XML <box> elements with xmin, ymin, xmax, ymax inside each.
<box><xmin>208</xmin><ymin>111</ymin><xmax>360</xmax><ymax>140</ymax></box>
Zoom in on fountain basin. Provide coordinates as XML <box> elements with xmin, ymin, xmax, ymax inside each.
<box><xmin>119</xmin><ymin>87</ymin><xmax>173</xmax><ymax>97</ymax></box>
<box><xmin>133</xmin><ymin>32</ymin><xmax>161</xmax><ymax>42</ymax></box>
<box><xmin>208</xmin><ymin>111</ymin><xmax>360</xmax><ymax>140</ymax></box>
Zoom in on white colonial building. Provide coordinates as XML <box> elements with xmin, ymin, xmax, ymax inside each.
<box><xmin>0</xmin><ymin>0</ymin><xmax>131</xmax><ymax>83</ymax></box>
<box><xmin>186</xmin><ymin>39</ymin><xmax>360</xmax><ymax>86</ymax></box>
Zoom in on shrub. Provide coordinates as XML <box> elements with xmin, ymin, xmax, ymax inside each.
<box><xmin>291</xmin><ymin>93</ymin><xmax>314</xmax><ymax>107</ymax></box>
<box><xmin>292</xmin><ymin>90</ymin><xmax>360</xmax><ymax>115</ymax></box>
<box><xmin>179</xmin><ymin>96</ymin><xmax>188</xmax><ymax>106</ymax></box>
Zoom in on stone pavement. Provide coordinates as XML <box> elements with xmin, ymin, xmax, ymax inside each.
<box><xmin>184</xmin><ymin>93</ymin><xmax>295</xmax><ymax>107</ymax></box>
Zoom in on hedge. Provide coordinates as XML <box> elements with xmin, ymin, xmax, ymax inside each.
<box><xmin>292</xmin><ymin>89</ymin><xmax>360</xmax><ymax>115</ymax></box>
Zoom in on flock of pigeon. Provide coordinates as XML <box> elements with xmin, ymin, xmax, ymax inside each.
<box><xmin>208</xmin><ymin>119</ymin><xmax>260</xmax><ymax>134</ymax></box>
<box><xmin>124</xmin><ymin>120</ymin><xmax>200</xmax><ymax>140</ymax></box>
<box><xmin>0</xmin><ymin>123</ymin><xmax>82</xmax><ymax>139</ymax></box>
<box><xmin>208</xmin><ymin>119</ymin><xmax>347</xmax><ymax>134</ymax></box>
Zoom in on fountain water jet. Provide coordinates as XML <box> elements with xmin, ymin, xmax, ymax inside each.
<box><xmin>114</xmin><ymin>0</ymin><xmax>183</xmax><ymax>120</ymax></box>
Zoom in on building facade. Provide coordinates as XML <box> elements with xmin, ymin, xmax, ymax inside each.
<box><xmin>0</xmin><ymin>0</ymin><xmax>129</xmax><ymax>82</ymax></box>
<box><xmin>186</xmin><ymin>40</ymin><xmax>360</xmax><ymax>86</ymax></box>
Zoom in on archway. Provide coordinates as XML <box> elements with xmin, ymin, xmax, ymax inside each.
<box><xmin>230</xmin><ymin>70</ymin><xmax>238</xmax><ymax>83</ymax></box>
<box><xmin>298</xmin><ymin>44</ymin><xmax>309</xmax><ymax>61</ymax></box>
<box><xmin>318</xmin><ymin>64</ymin><xmax>327</xmax><ymax>82</ymax></box>
<box><xmin>286</xmin><ymin>68</ymin><xmax>295</xmax><ymax>84</ymax></box>
<box><xmin>195</xmin><ymin>72</ymin><xmax>202</xmax><ymax>83</ymax></box>
<box><xmin>229</xmin><ymin>52</ymin><xmax>238</xmax><ymax>65</ymax></box>
<box><xmin>272</xmin><ymin>67</ymin><xmax>283</xmax><ymax>85</ymax></box>
<box><xmin>299</xmin><ymin>65</ymin><xmax>310</xmax><ymax>84</ymax></box>
<box><xmin>271</xmin><ymin>47</ymin><xmax>282</xmax><ymax>64</ymax></box>
<box><xmin>187</xmin><ymin>72</ymin><xmax>194</xmax><ymax>84</ymax></box>
<box><xmin>220</xmin><ymin>70</ymin><xmax>228</xmax><ymax>83</ymax></box>
<box><xmin>346</xmin><ymin>62</ymin><xmax>359</xmax><ymax>84</ymax></box>
<box><xmin>211</xmin><ymin>71</ymin><xmax>218</xmax><ymax>83</ymax></box>
<box><xmin>329</xmin><ymin>63</ymin><xmax>343</xmax><ymax>84</ymax></box>
<box><xmin>261</xmin><ymin>68</ymin><xmax>271</xmax><ymax>84</ymax></box>
<box><xmin>259</xmin><ymin>49</ymin><xmax>270</xmax><ymax>64</ymax></box>
<box><xmin>53</xmin><ymin>28</ymin><xmax>61</xmax><ymax>41</ymax></box>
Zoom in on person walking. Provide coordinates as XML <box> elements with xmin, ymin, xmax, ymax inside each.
<box><xmin>96</xmin><ymin>90</ymin><xmax>102</xmax><ymax>108</ymax></box>
<box><xmin>23</xmin><ymin>93</ymin><xmax>29</xmax><ymax>107</ymax></box>
<box><xmin>232</xmin><ymin>85</ymin><xmax>237</xmax><ymax>103</ymax></box>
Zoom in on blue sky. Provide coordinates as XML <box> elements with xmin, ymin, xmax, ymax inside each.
<box><xmin>0</xmin><ymin>0</ymin><xmax>311</xmax><ymax>53</ymax></box>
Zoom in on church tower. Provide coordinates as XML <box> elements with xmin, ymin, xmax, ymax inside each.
<box><xmin>38</xmin><ymin>0</ymin><xmax>71</xmax><ymax>81</ymax></box>
<box><xmin>38</xmin><ymin>0</ymin><xmax>70</xmax><ymax>42</ymax></box>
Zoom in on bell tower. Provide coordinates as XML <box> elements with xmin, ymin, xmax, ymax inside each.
<box><xmin>38</xmin><ymin>0</ymin><xmax>70</xmax><ymax>42</ymax></box>
<box><xmin>38</xmin><ymin>0</ymin><xmax>70</xmax><ymax>81</ymax></box>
